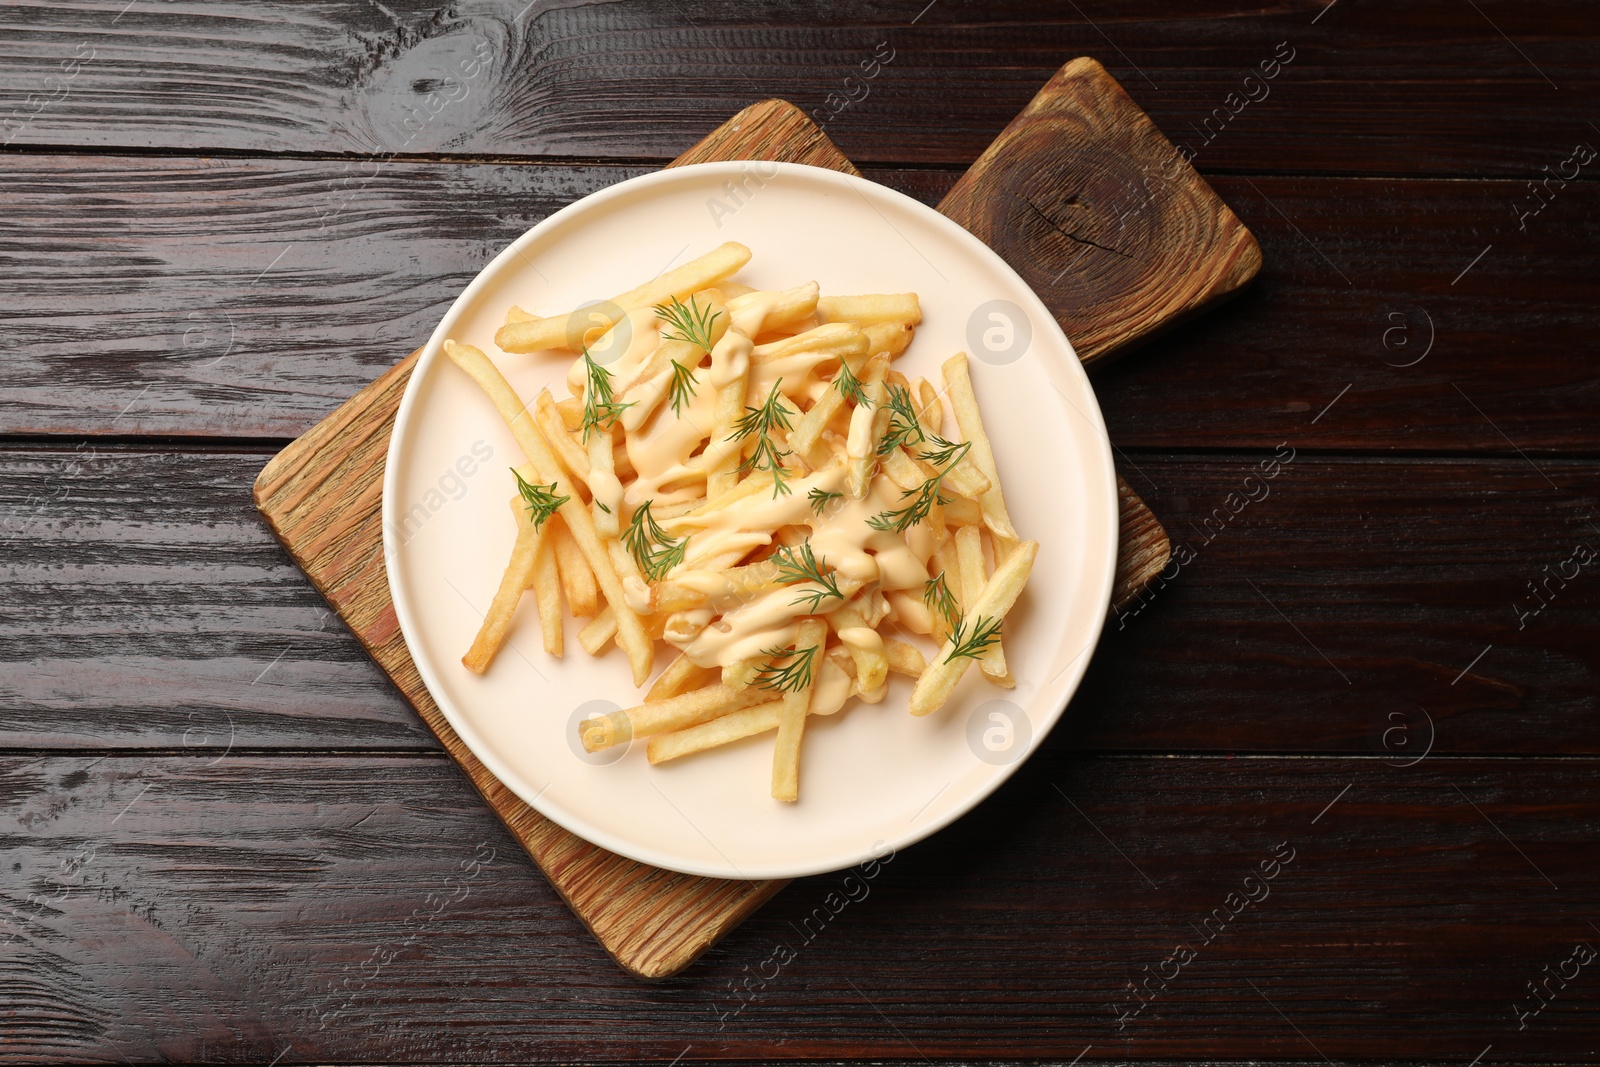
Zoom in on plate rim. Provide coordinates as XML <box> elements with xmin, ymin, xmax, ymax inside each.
<box><xmin>382</xmin><ymin>160</ymin><xmax>1120</xmax><ymax>879</ymax></box>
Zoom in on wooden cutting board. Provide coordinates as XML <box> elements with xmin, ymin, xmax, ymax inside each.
<box><xmin>253</xmin><ymin>57</ymin><xmax>1258</xmax><ymax>979</ymax></box>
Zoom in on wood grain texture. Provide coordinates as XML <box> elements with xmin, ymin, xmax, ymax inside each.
<box><xmin>11</xmin><ymin>159</ymin><xmax>1592</xmax><ymax>451</ymax></box>
<box><xmin>1</xmin><ymin>1</ymin><xmax>1595</xmax><ymax>177</ymax></box>
<box><xmin>938</xmin><ymin>57</ymin><xmax>1260</xmax><ymax>367</ymax></box>
<box><xmin>250</xmin><ymin>92</ymin><xmax>1189</xmax><ymax>978</ymax></box>
<box><xmin>4</xmin><ymin>752</ymin><xmax>1598</xmax><ymax>1062</ymax></box>
<box><xmin>11</xmin><ymin>449</ymin><xmax>1594</xmax><ymax>756</ymax></box>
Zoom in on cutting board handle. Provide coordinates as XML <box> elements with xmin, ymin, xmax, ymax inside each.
<box><xmin>938</xmin><ymin>56</ymin><xmax>1261</xmax><ymax>368</ymax></box>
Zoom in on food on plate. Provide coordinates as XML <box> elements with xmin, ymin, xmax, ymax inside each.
<box><xmin>441</xmin><ymin>242</ymin><xmax>1036</xmax><ymax>801</ymax></box>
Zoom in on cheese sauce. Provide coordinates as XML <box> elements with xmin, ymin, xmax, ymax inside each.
<box><xmin>562</xmin><ymin>288</ymin><xmax>942</xmax><ymax>670</ymax></box>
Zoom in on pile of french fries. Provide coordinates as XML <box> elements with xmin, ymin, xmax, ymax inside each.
<box><xmin>441</xmin><ymin>241</ymin><xmax>1036</xmax><ymax>802</ymax></box>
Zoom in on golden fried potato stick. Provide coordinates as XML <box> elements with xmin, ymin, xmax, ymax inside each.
<box><xmin>495</xmin><ymin>242</ymin><xmax>751</xmax><ymax>353</ymax></box>
<box><xmin>884</xmin><ymin>637</ymin><xmax>927</xmax><ymax>677</ymax></box>
<box><xmin>730</xmin><ymin>281</ymin><xmax>819</xmax><ymax>336</ymax></box>
<box><xmin>581</xmin><ymin>682</ymin><xmax>771</xmax><ymax>752</ymax></box>
<box><xmin>845</xmin><ymin>361</ymin><xmax>891</xmax><ymax>498</ymax></box>
<box><xmin>579</xmin><ymin>607</ymin><xmax>616</xmax><ymax>655</ymax></box>
<box><xmin>910</xmin><ymin>540</ymin><xmax>1037</xmax><ymax>716</ymax></box>
<box><xmin>442</xmin><ymin>339</ymin><xmax>653</xmax><ymax>686</ymax></box>
<box><xmin>529</xmin><ymin>526</ymin><xmax>564</xmax><ymax>656</ymax></box>
<box><xmin>461</xmin><ymin>496</ymin><xmax>547</xmax><ymax>674</ymax></box>
<box><xmin>647</xmin><ymin>699</ymin><xmax>786</xmax><ymax>764</ymax></box>
<box><xmin>647</xmin><ymin>652</ymin><xmax>721</xmax><ymax>703</ymax></box>
<box><xmin>956</xmin><ymin>524</ymin><xmax>1011</xmax><ymax>687</ymax></box>
<box><xmin>942</xmin><ymin>352</ymin><xmax>1020</xmax><ymax>552</ymax></box>
<box><xmin>533</xmin><ymin>389</ymin><xmax>591</xmax><ymax>484</ymax></box>
<box><xmin>548</xmin><ymin>515</ymin><xmax>598</xmax><ymax>617</ymax></box>
<box><xmin>771</xmin><ymin>618</ymin><xmax>828</xmax><ymax>803</ymax></box>
<box><xmin>825</xmin><ymin>604</ymin><xmax>887</xmax><ymax>695</ymax></box>
<box><xmin>817</xmin><ymin>293</ymin><xmax>923</xmax><ymax>327</ymax></box>
<box><xmin>588</xmin><ymin>425</ymin><xmax>621</xmax><ymax>538</ymax></box>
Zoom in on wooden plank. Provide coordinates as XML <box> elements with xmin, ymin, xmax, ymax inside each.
<box><xmin>8</xmin><ymin>449</ymin><xmax>1597</xmax><ymax>756</ymax></box>
<box><xmin>4</xmin><ymin>156</ymin><xmax>1596</xmax><ymax>450</ymax></box>
<box><xmin>4</xmin><ymin>752</ymin><xmax>1598</xmax><ymax>1061</ymax></box>
<box><xmin>1</xmin><ymin>1</ymin><xmax>1595</xmax><ymax>176</ymax></box>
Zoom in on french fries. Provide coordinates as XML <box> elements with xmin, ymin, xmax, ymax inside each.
<box><xmin>440</xmin><ymin>247</ymin><xmax>1034</xmax><ymax>801</ymax></box>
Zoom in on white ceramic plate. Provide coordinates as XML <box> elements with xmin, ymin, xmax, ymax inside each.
<box><xmin>383</xmin><ymin>162</ymin><xmax>1118</xmax><ymax>880</ymax></box>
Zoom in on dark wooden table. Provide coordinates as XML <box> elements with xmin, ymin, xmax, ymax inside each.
<box><xmin>4</xmin><ymin>2</ymin><xmax>1598</xmax><ymax>1063</ymax></box>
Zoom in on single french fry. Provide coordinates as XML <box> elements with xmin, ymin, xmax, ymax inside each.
<box><xmin>581</xmin><ymin>682</ymin><xmax>770</xmax><ymax>752</ymax></box>
<box><xmin>913</xmin><ymin>378</ymin><xmax>943</xmax><ymax>435</ymax></box>
<box><xmin>817</xmin><ymin>293</ymin><xmax>922</xmax><ymax>327</ymax></box>
<box><xmin>771</xmin><ymin>618</ymin><xmax>827</xmax><ymax>803</ymax></box>
<box><xmin>751</xmin><ymin>322</ymin><xmax>866</xmax><ymax>366</ymax></box>
<box><xmin>556</xmin><ymin>395</ymin><xmax>584</xmax><ymax>431</ymax></box>
<box><xmin>810</xmin><ymin>651</ymin><xmax>855</xmax><ymax>716</ymax></box>
<box><xmin>942</xmin><ymin>495</ymin><xmax>982</xmax><ymax>527</ymax></box>
<box><xmin>648</xmin><ymin>700</ymin><xmax>785</xmax><ymax>764</ymax></box>
<box><xmin>930</xmin><ymin>541</ymin><xmax>963</xmax><ymax>644</ymax></box>
<box><xmin>579</xmin><ymin>608</ymin><xmax>616</xmax><ymax>655</ymax></box>
<box><xmin>880</xmin><ymin>446</ymin><xmax>926</xmax><ymax>492</ymax></box>
<box><xmin>651</xmin><ymin>559</ymin><xmax>782</xmax><ymax>613</ymax></box>
<box><xmin>530</xmin><ymin>525</ymin><xmax>563</xmax><ymax>656</ymax></box>
<box><xmin>534</xmin><ymin>389</ymin><xmax>591</xmax><ymax>483</ymax></box>
<box><xmin>825</xmin><ymin>604</ymin><xmax>887</xmax><ymax>694</ymax></box>
<box><xmin>461</xmin><ymin>497</ymin><xmax>546</xmax><ymax>673</ymax></box>
<box><xmin>442</xmin><ymin>339</ymin><xmax>653</xmax><ymax>685</ymax></box>
<box><xmin>548</xmin><ymin>516</ymin><xmax>598</xmax><ymax>618</ymax></box>
<box><xmin>728</xmin><ymin>281</ymin><xmax>819</xmax><ymax>336</ymax></box>
<box><xmin>957</xmin><ymin>524</ymin><xmax>1012</xmax><ymax>686</ymax></box>
<box><xmin>588</xmin><ymin>425</ymin><xmax>620</xmax><ymax>538</ymax></box>
<box><xmin>723</xmin><ymin>656</ymin><xmax>762</xmax><ymax>690</ymax></box>
<box><xmin>885</xmin><ymin>590</ymin><xmax>934</xmax><ymax>635</ymax></box>
<box><xmin>847</xmin><ymin>373</ymin><xmax>890</xmax><ymax>499</ymax></box>
<box><xmin>495</xmin><ymin>242</ymin><xmax>752</xmax><ymax>353</ymax></box>
<box><xmin>863</xmin><ymin>320</ymin><xmax>915</xmax><ymax>360</ymax></box>
<box><xmin>704</xmin><ymin>347</ymin><xmax>750</xmax><ymax>500</ymax></box>
<box><xmin>647</xmin><ymin>652</ymin><xmax>720</xmax><ymax>702</ymax></box>
<box><xmin>942</xmin><ymin>352</ymin><xmax>1020</xmax><ymax>550</ymax></box>
<box><xmin>884</xmin><ymin>637</ymin><xmax>927</xmax><ymax>677</ymax></box>
<box><xmin>910</xmin><ymin>541</ymin><xmax>1037</xmax><ymax>716</ymax></box>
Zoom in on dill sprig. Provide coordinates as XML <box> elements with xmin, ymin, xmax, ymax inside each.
<box><xmin>755</xmin><ymin>643</ymin><xmax>818</xmax><ymax>693</ymax></box>
<box><xmin>945</xmin><ymin>614</ymin><xmax>1002</xmax><ymax>663</ymax></box>
<box><xmin>867</xmin><ymin>432</ymin><xmax>972</xmax><ymax>533</ymax></box>
<box><xmin>866</xmin><ymin>475</ymin><xmax>948</xmax><ymax>534</ymax></box>
<box><xmin>733</xmin><ymin>379</ymin><xmax>796</xmax><ymax>497</ymax></box>
<box><xmin>655</xmin><ymin>296</ymin><xmax>718</xmax><ymax>416</ymax></box>
<box><xmin>807</xmin><ymin>487</ymin><xmax>843</xmax><ymax>515</ymax></box>
<box><xmin>875</xmin><ymin>382</ymin><xmax>926</xmax><ymax>456</ymax></box>
<box><xmin>922</xmin><ymin>571</ymin><xmax>960</xmax><ymax>631</ymax></box>
<box><xmin>917</xmin><ymin>435</ymin><xmax>971</xmax><ymax>469</ymax></box>
<box><xmin>512</xmin><ymin>469</ymin><xmax>569</xmax><ymax>530</ymax></box>
<box><xmin>580</xmin><ymin>349</ymin><xmax>633</xmax><ymax>442</ymax></box>
<box><xmin>667</xmin><ymin>358</ymin><xmax>699</xmax><ymax>416</ymax></box>
<box><xmin>772</xmin><ymin>541</ymin><xmax>845</xmax><ymax>612</ymax></box>
<box><xmin>833</xmin><ymin>359</ymin><xmax>870</xmax><ymax>407</ymax></box>
<box><xmin>621</xmin><ymin>499</ymin><xmax>687</xmax><ymax>581</ymax></box>
<box><xmin>655</xmin><ymin>295</ymin><xmax>721</xmax><ymax>352</ymax></box>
